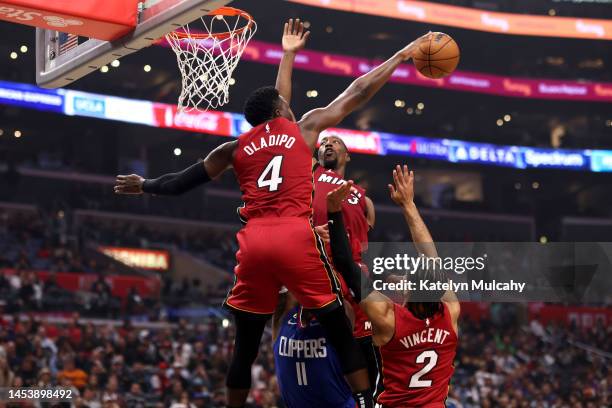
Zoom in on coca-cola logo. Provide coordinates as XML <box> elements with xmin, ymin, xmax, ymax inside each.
<box><xmin>174</xmin><ymin>110</ymin><xmax>220</xmax><ymax>132</ymax></box>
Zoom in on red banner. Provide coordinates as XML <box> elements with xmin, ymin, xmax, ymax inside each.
<box><xmin>528</xmin><ymin>303</ymin><xmax>612</xmax><ymax>329</ymax></box>
<box><xmin>152</xmin><ymin>103</ymin><xmax>235</xmax><ymax>135</ymax></box>
<box><xmin>158</xmin><ymin>38</ymin><xmax>612</xmax><ymax>103</ymax></box>
<box><xmin>0</xmin><ymin>0</ymin><xmax>139</xmax><ymax>40</ymax></box>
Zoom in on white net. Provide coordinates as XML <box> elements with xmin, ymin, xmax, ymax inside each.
<box><xmin>165</xmin><ymin>8</ymin><xmax>256</xmax><ymax>112</ymax></box>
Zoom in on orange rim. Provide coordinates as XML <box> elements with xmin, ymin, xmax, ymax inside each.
<box><xmin>168</xmin><ymin>7</ymin><xmax>255</xmax><ymax>40</ymax></box>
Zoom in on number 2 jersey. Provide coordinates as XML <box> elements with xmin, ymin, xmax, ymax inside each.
<box><xmin>274</xmin><ymin>307</ymin><xmax>355</xmax><ymax>408</ymax></box>
<box><xmin>233</xmin><ymin>117</ymin><xmax>314</xmax><ymax>221</ymax></box>
<box><xmin>375</xmin><ymin>303</ymin><xmax>458</xmax><ymax>408</ymax></box>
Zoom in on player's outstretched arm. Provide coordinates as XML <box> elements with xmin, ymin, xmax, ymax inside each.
<box><xmin>389</xmin><ymin>165</ymin><xmax>460</xmax><ymax>329</ymax></box>
<box><xmin>298</xmin><ymin>33</ymin><xmax>431</xmax><ymax>146</ymax></box>
<box><xmin>275</xmin><ymin>18</ymin><xmax>310</xmax><ymax>105</ymax></box>
<box><xmin>114</xmin><ymin>141</ymin><xmax>236</xmax><ymax>196</ymax></box>
<box><xmin>388</xmin><ymin>165</ymin><xmax>437</xmax><ymax>259</ymax></box>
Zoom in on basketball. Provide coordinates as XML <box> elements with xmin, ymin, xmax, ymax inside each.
<box><xmin>413</xmin><ymin>32</ymin><xmax>460</xmax><ymax>79</ymax></box>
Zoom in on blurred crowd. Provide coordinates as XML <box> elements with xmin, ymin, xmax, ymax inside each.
<box><xmin>0</xmin><ymin>209</ymin><xmax>116</xmax><ymax>276</ymax></box>
<box><xmin>0</xmin><ymin>306</ymin><xmax>609</xmax><ymax>408</ymax></box>
<box><xmin>1</xmin><ymin>206</ymin><xmax>610</xmax><ymax>407</ymax></box>
<box><xmin>0</xmin><ymin>314</ymin><xmax>278</xmax><ymax>408</ymax></box>
<box><xmin>449</xmin><ymin>309</ymin><xmax>610</xmax><ymax>407</ymax></box>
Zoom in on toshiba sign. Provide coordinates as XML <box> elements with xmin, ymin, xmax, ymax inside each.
<box><xmin>100</xmin><ymin>247</ymin><xmax>170</xmax><ymax>271</ymax></box>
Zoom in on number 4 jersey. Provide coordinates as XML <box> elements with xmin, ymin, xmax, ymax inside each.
<box><xmin>233</xmin><ymin>117</ymin><xmax>314</xmax><ymax>221</ymax></box>
<box><xmin>375</xmin><ymin>303</ymin><xmax>458</xmax><ymax>408</ymax></box>
<box><xmin>225</xmin><ymin>117</ymin><xmax>341</xmax><ymax>315</ymax></box>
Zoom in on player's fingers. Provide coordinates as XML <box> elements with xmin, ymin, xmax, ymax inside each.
<box><xmin>403</xmin><ymin>164</ymin><xmax>410</xmax><ymax>179</ymax></box>
<box><xmin>393</xmin><ymin>168</ymin><xmax>400</xmax><ymax>187</ymax></box>
<box><xmin>294</xmin><ymin>19</ymin><xmax>300</xmax><ymax>34</ymax></box>
<box><xmin>342</xmin><ymin>180</ymin><xmax>354</xmax><ymax>195</ymax></box>
<box><xmin>409</xmin><ymin>170</ymin><xmax>414</xmax><ymax>182</ymax></box>
<box><xmin>302</xmin><ymin>31</ymin><xmax>311</xmax><ymax>42</ymax></box>
<box><xmin>388</xmin><ymin>184</ymin><xmax>396</xmax><ymax>196</ymax></box>
<box><xmin>287</xmin><ymin>19</ymin><xmax>293</xmax><ymax>34</ymax></box>
<box><xmin>396</xmin><ymin>165</ymin><xmax>406</xmax><ymax>185</ymax></box>
<box><xmin>284</xmin><ymin>22</ymin><xmax>289</xmax><ymax>35</ymax></box>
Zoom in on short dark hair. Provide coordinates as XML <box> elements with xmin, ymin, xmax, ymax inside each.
<box><xmin>243</xmin><ymin>86</ymin><xmax>280</xmax><ymax>127</ymax></box>
<box><xmin>406</xmin><ymin>260</ymin><xmax>447</xmax><ymax>320</ymax></box>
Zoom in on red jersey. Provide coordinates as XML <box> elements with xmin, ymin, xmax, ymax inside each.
<box><xmin>312</xmin><ymin>165</ymin><xmax>369</xmax><ymax>262</ymax></box>
<box><xmin>234</xmin><ymin>117</ymin><xmax>314</xmax><ymax>221</ymax></box>
<box><xmin>376</xmin><ymin>303</ymin><xmax>457</xmax><ymax>408</ymax></box>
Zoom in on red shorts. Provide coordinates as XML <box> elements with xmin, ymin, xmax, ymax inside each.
<box><xmin>225</xmin><ymin>217</ymin><xmax>341</xmax><ymax>315</ymax></box>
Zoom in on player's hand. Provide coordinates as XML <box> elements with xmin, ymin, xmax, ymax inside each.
<box><xmin>388</xmin><ymin>165</ymin><xmax>415</xmax><ymax>208</ymax></box>
<box><xmin>327</xmin><ymin>180</ymin><xmax>354</xmax><ymax>213</ymax></box>
<box><xmin>282</xmin><ymin>18</ymin><xmax>310</xmax><ymax>53</ymax></box>
<box><xmin>314</xmin><ymin>224</ymin><xmax>330</xmax><ymax>243</ymax></box>
<box><xmin>114</xmin><ymin>174</ymin><xmax>145</xmax><ymax>195</ymax></box>
<box><xmin>398</xmin><ymin>32</ymin><xmax>432</xmax><ymax>61</ymax></box>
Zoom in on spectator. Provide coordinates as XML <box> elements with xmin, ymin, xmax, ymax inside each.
<box><xmin>124</xmin><ymin>382</ymin><xmax>146</xmax><ymax>408</ymax></box>
<box><xmin>78</xmin><ymin>385</ymin><xmax>102</xmax><ymax>408</ymax></box>
<box><xmin>58</xmin><ymin>355</ymin><xmax>88</xmax><ymax>390</ymax></box>
<box><xmin>0</xmin><ymin>354</ymin><xmax>14</xmax><ymax>387</ymax></box>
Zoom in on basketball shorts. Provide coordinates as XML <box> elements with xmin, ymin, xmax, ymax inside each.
<box><xmin>225</xmin><ymin>217</ymin><xmax>341</xmax><ymax>315</ymax></box>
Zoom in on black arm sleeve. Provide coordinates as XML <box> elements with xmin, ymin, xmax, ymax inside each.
<box><xmin>328</xmin><ymin>211</ymin><xmax>369</xmax><ymax>302</ymax></box>
<box><xmin>142</xmin><ymin>162</ymin><xmax>211</xmax><ymax>195</ymax></box>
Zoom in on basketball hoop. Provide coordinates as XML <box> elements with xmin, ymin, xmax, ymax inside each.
<box><xmin>165</xmin><ymin>7</ymin><xmax>256</xmax><ymax>112</ymax></box>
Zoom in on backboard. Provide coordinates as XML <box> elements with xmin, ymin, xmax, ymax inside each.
<box><xmin>35</xmin><ymin>0</ymin><xmax>233</xmax><ymax>89</ymax></box>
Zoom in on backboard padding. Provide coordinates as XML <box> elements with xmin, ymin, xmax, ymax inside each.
<box><xmin>36</xmin><ymin>0</ymin><xmax>233</xmax><ymax>88</ymax></box>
